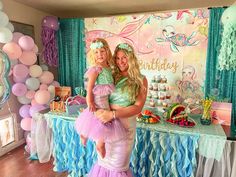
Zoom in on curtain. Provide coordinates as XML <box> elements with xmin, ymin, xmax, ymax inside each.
<box><xmin>205</xmin><ymin>8</ymin><xmax>236</xmax><ymax>129</ymax></box>
<box><xmin>57</xmin><ymin>18</ymin><xmax>86</xmax><ymax>95</ymax></box>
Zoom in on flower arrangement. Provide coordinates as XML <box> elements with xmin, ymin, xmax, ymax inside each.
<box><xmin>201</xmin><ymin>98</ymin><xmax>213</xmax><ymax>125</ymax></box>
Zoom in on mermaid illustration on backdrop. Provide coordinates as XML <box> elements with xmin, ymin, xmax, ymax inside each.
<box><xmin>75</xmin><ymin>38</ymin><xmax>127</xmax><ymax>158</ymax></box>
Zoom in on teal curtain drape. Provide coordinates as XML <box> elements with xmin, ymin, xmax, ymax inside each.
<box><xmin>205</xmin><ymin>8</ymin><xmax>236</xmax><ymax>129</ymax></box>
<box><xmin>57</xmin><ymin>18</ymin><xmax>86</xmax><ymax>95</ymax></box>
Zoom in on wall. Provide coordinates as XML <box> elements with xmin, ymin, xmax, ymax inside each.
<box><xmin>0</xmin><ymin>0</ymin><xmax>52</xmax><ymax>151</ymax></box>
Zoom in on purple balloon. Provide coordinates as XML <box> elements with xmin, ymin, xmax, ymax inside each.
<box><xmin>19</xmin><ymin>104</ymin><xmax>31</xmax><ymax>118</ymax></box>
<box><xmin>42</xmin><ymin>16</ymin><xmax>59</xmax><ymax>31</ymax></box>
<box><xmin>12</xmin><ymin>83</ymin><xmax>27</xmax><ymax>96</ymax></box>
<box><xmin>29</xmin><ymin>104</ymin><xmax>46</xmax><ymax>117</ymax></box>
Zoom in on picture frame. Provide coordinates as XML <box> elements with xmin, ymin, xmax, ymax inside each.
<box><xmin>10</xmin><ymin>21</ymin><xmax>35</xmax><ymax>40</ymax></box>
<box><xmin>0</xmin><ymin>114</ymin><xmax>17</xmax><ymax>147</ymax></box>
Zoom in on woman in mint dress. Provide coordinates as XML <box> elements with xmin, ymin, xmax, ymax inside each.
<box><xmin>88</xmin><ymin>43</ymin><xmax>148</xmax><ymax>177</ymax></box>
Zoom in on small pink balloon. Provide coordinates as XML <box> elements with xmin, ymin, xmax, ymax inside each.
<box><xmin>13</xmin><ymin>76</ymin><xmax>28</xmax><ymax>83</ymax></box>
<box><xmin>34</xmin><ymin>90</ymin><xmax>50</xmax><ymax>104</ymax></box>
<box><xmin>52</xmin><ymin>81</ymin><xmax>60</xmax><ymax>87</ymax></box>
<box><xmin>12</xmin><ymin>32</ymin><xmax>24</xmax><ymax>43</ymax></box>
<box><xmin>19</xmin><ymin>51</ymin><xmax>37</xmax><ymax>66</ymax></box>
<box><xmin>40</xmin><ymin>84</ymin><xmax>48</xmax><ymax>90</ymax></box>
<box><xmin>21</xmin><ymin>118</ymin><xmax>32</xmax><ymax>131</ymax></box>
<box><xmin>18</xmin><ymin>35</ymin><xmax>35</xmax><ymax>51</ymax></box>
<box><xmin>19</xmin><ymin>104</ymin><xmax>31</xmax><ymax>118</ymax></box>
<box><xmin>13</xmin><ymin>64</ymin><xmax>29</xmax><ymax>78</ymax></box>
<box><xmin>12</xmin><ymin>83</ymin><xmax>27</xmax><ymax>96</ymax></box>
<box><xmin>25</xmin><ymin>90</ymin><xmax>35</xmax><ymax>99</ymax></box>
<box><xmin>39</xmin><ymin>71</ymin><xmax>54</xmax><ymax>84</ymax></box>
<box><xmin>2</xmin><ymin>42</ymin><xmax>22</xmax><ymax>60</ymax></box>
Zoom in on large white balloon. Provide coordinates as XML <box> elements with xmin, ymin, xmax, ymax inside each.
<box><xmin>6</xmin><ymin>22</ymin><xmax>14</xmax><ymax>32</ymax></box>
<box><xmin>40</xmin><ymin>64</ymin><xmax>49</xmax><ymax>71</ymax></box>
<box><xmin>0</xmin><ymin>11</ymin><xmax>9</xmax><ymax>27</ymax></box>
<box><xmin>25</xmin><ymin>77</ymin><xmax>40</xmax><ymax>90</ymax></box>
<box><xmin>17</xmin><ymin>95</ymin><xmax>31</xmax><ymax>104</ymax></box>
<box><xmin>0</xmin><ymin>27</ymin><xmax>13</xmax><ymax>43</ymax></box>
<box><xmin>29</xmin><ymin>65</ymin><xmax>43</xmax><ymax>77</ymax></box>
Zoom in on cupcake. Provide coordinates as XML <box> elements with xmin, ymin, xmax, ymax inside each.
<box><xmin>162</xmin><ymin>76</ymin><xmax>167</xmax><ymax>83</ymax></box>
<box><xmin>153</xmin><ymin>83</ymin><xmax>158</xmax><ymax>91</ymax></box>
<box><xmin>148</xmin><ymin>84</ymin><xmax>153</xmax><ymax>90</ymax></box>
<box><xmin>149</xmin><ymin>99</ymin><xmax>155</xmax><ymax>107</ymax></box>
<box><xmin>153</xmin><ymin>92</ymin><xmax>159</xmax><ymax>99</ymax></box>
<box><xmin>156</xmin><ymin>75</ymin><xmax>162</xmax><ymax>83</ymax></box>
<box><xmin>147</xmin><ymin>92</ymin><xmax>152</xmax><ymax>98</ymax></box>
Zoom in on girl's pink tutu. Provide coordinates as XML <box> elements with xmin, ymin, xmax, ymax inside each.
<box><xmin>75</xmin><ymin>108</ymin><xmax>127</xmax><ymax>142</ymax></box>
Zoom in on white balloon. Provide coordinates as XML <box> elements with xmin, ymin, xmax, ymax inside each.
<box><xmin>25</xmin><ymin>77</ymin><xmax>40</xmax><ymax>90</ymax></box>
<box><xmin>17</xmin><ymin>95</ymin><xmax>31</xmax><ymax>104</ymax></box>
<box><xmin>0</xmin><ymin>27</ymin><xmax>13</xmax><ymax>43</ymax></box>
<box><xmin>0</xmin><ymin>11</ymin><xmax>9</xmax><ymax>27</ymax></box>
<box><xmin>40</xmin><ymin>64</ymin><xmax>48</xmax><ymax>71</ymax></box>
<box><xmin>6</xmin><ymin>22</ymin><xmax>14</xmax><ymax>32</ymax></box>
<box><xmin>29</xmin><ymin>65</ymin><xmax>43</xmax><ymax>77</ymax></box>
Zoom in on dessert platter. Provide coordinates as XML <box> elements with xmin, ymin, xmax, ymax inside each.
<box><xmin>137</xmin><ymin>109</ymin><xmax>160</xmax><ymax>124</ymax></box>
<box><xmin>163</xmin><ymin>103</ymin><xmax>196</xmax><ymax>128</ymax></box>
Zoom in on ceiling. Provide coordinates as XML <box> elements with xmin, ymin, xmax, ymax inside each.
<box><xmin>13</xmin><ymin>0</ymin><xmax>235</xmax><ymax>18</ymax></box>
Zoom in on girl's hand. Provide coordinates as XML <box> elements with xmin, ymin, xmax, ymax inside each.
<box><xmin>88</xmin><ymin>102</ymin><xmax>96</xmax><ymax>112</ymax></box>
<box><xmin>95</xmin><ymin>109</ymin><xmax>113</xmax><ymax>123</ymax></box>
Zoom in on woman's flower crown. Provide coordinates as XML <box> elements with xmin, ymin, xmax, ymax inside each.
<box><xmin>118</xmin><ymin>43</ymin><xmax>132</xmax><ymax>52</ymax></box>
<box><xmin>90</xmin><ymin>41</ymin><xmax>104</xmax><ymax>49</ymax></box>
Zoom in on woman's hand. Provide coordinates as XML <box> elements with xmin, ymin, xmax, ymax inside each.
<box><xmin>95</xmin><ymin>109</ymin><xmax>113</xmax><ymax>123</ymax></box>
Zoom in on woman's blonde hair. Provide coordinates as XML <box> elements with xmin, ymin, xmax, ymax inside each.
<box><xmin>112</xmin><ymin>43</ymin><xmax>145</xmax><ymax>102</ymax></box>
<box><xmin>87</xmin><ymin>38</ymin><xmax>113</xmax><ymax>66</ymax></box>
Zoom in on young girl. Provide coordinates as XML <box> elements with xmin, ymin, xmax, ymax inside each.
<box><xmin>75</xmin><ymin>38</ymin><xmax>127</xmax><ymax>158</ymax></box>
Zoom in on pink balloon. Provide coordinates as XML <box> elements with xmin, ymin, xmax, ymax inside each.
<box><xmin>13</xmin><ymin>64</ymin><xmax>29</xmax><ymax>78</ymax></box>
<box><xmin>13</xmin><ymin>76</ymin><xmax>28</xmax><ymax>83</ymax></box>
<box><xmin>39</xmin><ymin>71</ymin><xmax>54</xmax><ymax>84</ymax></box>
<box><xmin>19</xmin><ymin>104</ymin><xmax>31</xmax><ymax>118</ymax></box>
<box><xmin>25</xmin><ymin>90</ymin><xmax>35</xmax><ymax>99</ymax></box>
<box><xmin>40</xmin><ymin>84</ymin><xmax>48</xmax><ymax>90</ymax></box>
<box><xmin>52</xmin><ymin>81</ymin><xmax>60</xmax><ymax>87</ymax></box>
<box><xmin>29</xmin><ymin>104</ymin><xmax>46</xmax><ymax>117</ymax></box>
<box><xmin>21</xmin><ymin>118</ymin><xmax>32</xmax><ymax>131</ymax></box>
<box><xmin>18</xmin><ymin>35</ymin><xmax>35</xmax><ymax>51</ymax></box>
<box><xmin>42</xmin><ymin>16</ymin><xmax>59</xmax><ymax>31</ymax></box>
<box><xmin>12</xmin><ymin>83</ymin><xmax>27</xmax><ymax>96</ymax></box>
<box><xmin>12</xmin><ymin>32</ymin><xmax>24</xmax><ymax>43</ymax></box>
<box><xmin>2</xmin><ymin>42</ymin><xmax>22</xmax><ymax>60</ymax></box>
<box><xmin>34</xmin><ymin>90</ymin><xmax>50</xmax><ymax>104</ymax></box>
<box><xmin>19</xmin><ymin>51</ymin><xmax>37</xmax><ymax>66</ymax></box>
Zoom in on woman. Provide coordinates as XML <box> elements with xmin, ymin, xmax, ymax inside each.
<box><xmin>88</xmin><ymin>43</ymin><xmax>147</xmax><ymax>177</ymax></box>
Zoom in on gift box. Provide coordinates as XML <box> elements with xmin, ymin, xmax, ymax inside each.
<box><xmin>65</xmin><ymin>95</ymin><xmax>87</xmax><ymax>115</ymax></box>
<box><xmin>50</xmin><ymin>86</ymin><xmax>71</xmax><ymax>112</ymax></box>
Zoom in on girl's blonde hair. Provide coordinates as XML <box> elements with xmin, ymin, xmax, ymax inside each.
<box><xmin>87</xmin><ymin>38</ymin><xmax>113</xmax><ymax>66</ymax></box>
<box><xmin>112</xmin><ymin>43</ymin><xmax>145</xmax><ymax>102</ymax></box>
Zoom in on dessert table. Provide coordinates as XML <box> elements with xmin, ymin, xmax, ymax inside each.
<box><xmin>31</xmin><ymin>111</ymin><xmax>232</xmax><ymax>177</ymax></box>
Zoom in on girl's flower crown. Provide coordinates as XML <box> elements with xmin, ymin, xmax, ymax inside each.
<box><xmin>90</xmin><ymin>41</ymin><xmax>104</xmax><ymax>49</ymax></box>
<box><xmin>118</xmin><ymin>43</ymin><xmax>132</xmax><ymax>52</ymax></box>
